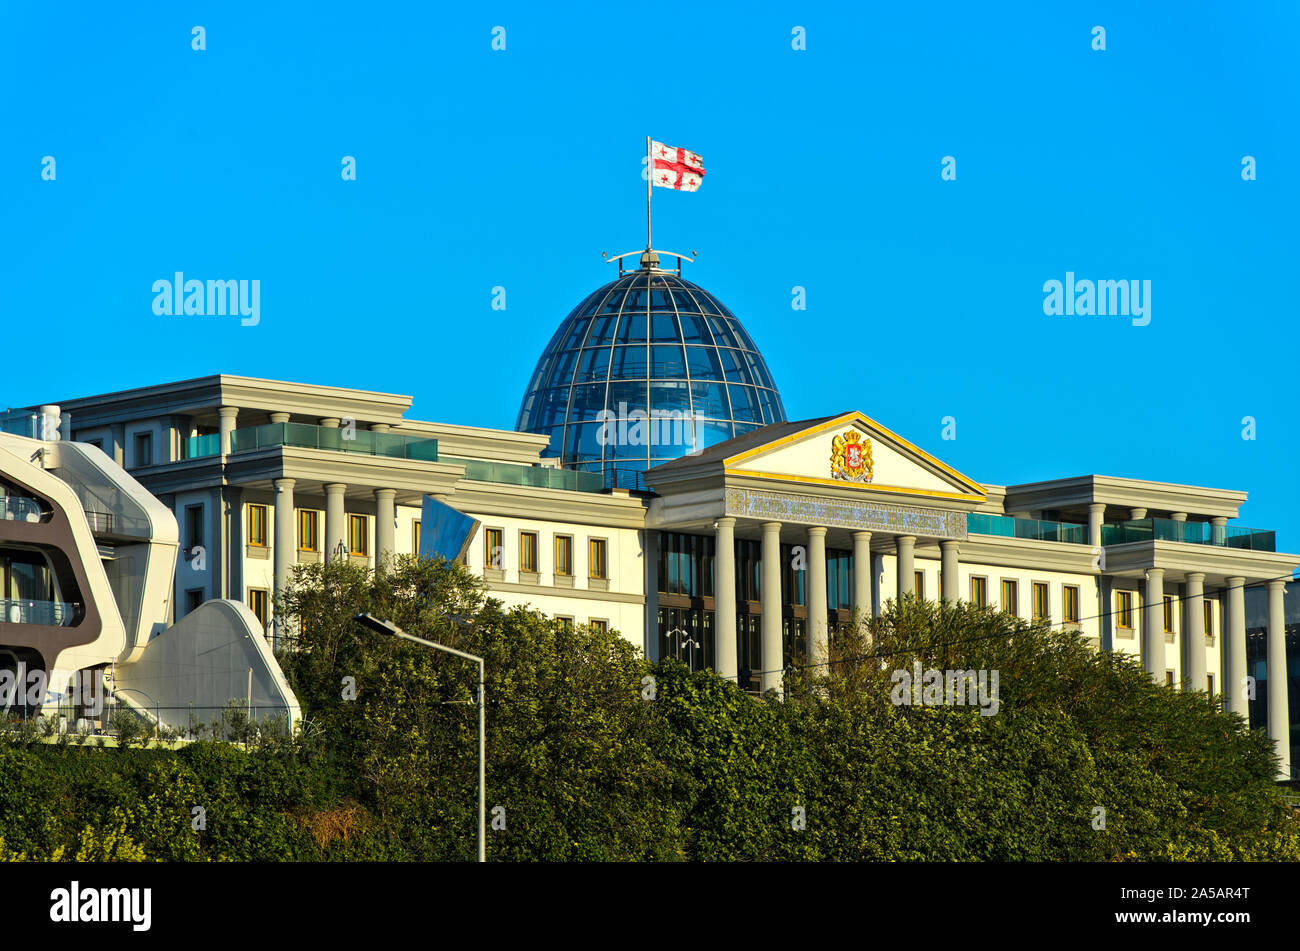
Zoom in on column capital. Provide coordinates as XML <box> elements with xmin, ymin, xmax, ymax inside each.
<box><xmin>324</xmin><ymin>482</ymin><xmax>348</xmax><ymax>494</ymax></box>
<box><xmin>273</xmin><ymin>477</ymin><xmax>295</xmax><ymax>492</ymax></box>
<box><xmin>1226</xmin><ymin>575</ymin><xmax>1246</xmax><ymax>587</ymax></box>
<box><xmin>807</xmin><ymin>525</ymin><xmax>827</xmax><ymax>539</ymax></box>
<box><xmin>319</xmin><ymin>417</ymin><xmax>341</xmax><ymax>428</ymax></box>
<box><xmin>939</xmin><ymin>539</ymin><xmax>960</xmax><ymax>552</ymax></box>
<box><xmin>1211</xmin><ymin>517</ymin><xmax>1229</xmax><ymax>528</ymax></box>
<box><xmin>715</xmin><ymin>516</ymin><xmax>736</xmax><ymax>529</ymax></box>
<box><xmin>374</xmin><ymin>487</ymin><xmax>397</xmax><ymax>502</ymax></box>
<box><xmin>1145</xmin><ymin>567</ymin><xmax>1165</xmax><ymax>581</ymax></box>
<box><xmin>268</xmin><ymin>412</ymin><xmax>290</xmax><ymax>424</ymax></box>
<box><xmin>369</xmin><ymin>423</ymin><xmax>392</xmax><ymax>433</ymax></box>
<box><xmin>217</xmin><ymin>405</ymin><xmax>239</xmax><ymax>421</ymax></box>
<box><xmin>1185</xmin><ymin>571</ymin><xmax>1206</xmax><ymax>584</ymax></box>
<box><xmin>1088</xmin><ymin>502</ymin><xmax>1106</xmax><ymax>514</ymax></box>
<box><xmin>1266</xmin><ymin>578</ymin><xmax>1288</xmax><ymax>593</ymax></box>
<box><xmin>1170</xmin><ymin>512</ymin><xmax>1188</xmax><ymax>522</ymax></box>
<box><xmin>760</xmin><ymin>520</ymin><xmax>782</xmax><ymax>536</ymax></box>
<box><xmin>852</xmin><ymin>529</ymin><xmax>872</xmax><ymax>540</ymax></box>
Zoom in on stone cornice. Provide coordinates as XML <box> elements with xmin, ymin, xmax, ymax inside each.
<box><xmin>1100</xmin><ymin>540</ymin><xmax>1300</xmax><ymax>583</ymax></box>
<box><xmin>960</xmin><ymin>535</ymin><xmax>1097</xmax><ymax>574</ymax></box>
<box><xmin>1004</xmin><ymin>475</ymin><xmax>1247</xmax><ymax>519</ymax></box>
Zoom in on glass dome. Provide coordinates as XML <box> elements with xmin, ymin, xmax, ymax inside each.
<box><xmin>516</xmin><ymin>261</ymin><xmax>787</xmax><ymax>489</ymax></box>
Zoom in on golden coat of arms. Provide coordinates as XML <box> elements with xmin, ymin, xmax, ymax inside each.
<box><xmin>830</xmin><ymin>430</ymin><xmax>873</xmax><ymax>482</ymax></box>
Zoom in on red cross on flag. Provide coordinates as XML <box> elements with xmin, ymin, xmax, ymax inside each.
<box><xmin>651</xmin><ymin>141</ymin><xmax>706</xmax><ymax>192</ymax></box>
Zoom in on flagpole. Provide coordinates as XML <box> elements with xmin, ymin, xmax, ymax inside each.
<box><xmin>646</xmin><ymin>135</ymin><xmax>652</xmax><ymax>250</ymax></box>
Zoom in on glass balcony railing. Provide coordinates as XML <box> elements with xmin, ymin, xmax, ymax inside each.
<box><xmin>230</xmin><ymin>423</ymin><xmax>439</xmax><ymax>461</ymax></box>
<box><xmin>0</xmin><ymin>598</ymin><xmax>80</xmax><ymax>626</ymax></box>
<box><xmin>0</xmin><ymin>497</ymin><xmax>47</xmax><ymax>522</ymax></box>
<box><xmin>967</xmin><ymin>512</ymin><xmax>1087</xmax><ymax>544</ymax></box>
<box><xmin>0</xmin><ymin>409</ymin><xmax>40</xmax><ymax>438</ymax></box>
<box><xmin>444</xmin><ymin>457</ymin><xmax>605</xmax><ymax>493</ymax></box>
<box><xmin>1101</xmin><ymin>518</ymin><xmax>1276</xmax><ymax>552</ymax></box>
<box><xmin>185</xmin><ymin>433</ymin><xmax>220</xmax><ymax>459</ymax></box>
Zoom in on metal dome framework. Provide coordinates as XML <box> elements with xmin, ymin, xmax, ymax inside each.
<box><xmin>516</xmin><ymin>263</ymin><xmax>787</xmax><ymax>489</ymax></box>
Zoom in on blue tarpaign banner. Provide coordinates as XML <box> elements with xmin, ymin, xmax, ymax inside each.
<box><xmin>418</xmin><ymin>495</ymin><xmax>481</xmax><ymax>562</ymax></box>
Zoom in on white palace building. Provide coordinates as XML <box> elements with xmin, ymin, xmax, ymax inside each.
<box><xmin>1</xmin><ymin>250</ymin><xmax>1295</xmax><ymax>776</ymax></box>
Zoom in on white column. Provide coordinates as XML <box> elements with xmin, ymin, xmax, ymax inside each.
<box><xmin>218</xmin><ymin>406</ymin><xmax>238</xmax><ymax>457</ymax></box>
<box><xmin>1143</xmin><ymin>568</ymin><xmax>1165</xmax><ymax>682</ymax></box>
<box><xmin>1210</xmin><ymin>516</ymin><xmax>1228</xmax><ymax>546</ymax></box>
<box><xmin>325</xmin><ymin>483</ymin><xmax>347</xmax><ymax>560</ymax></box>
<box><xmin>1224</xmin><ymin>577</ymin><xmax>1248</xmax><ymax>717</ymax></box>
<box><xmin>852</xmin><ymin>531</ymin><xmax>872</xmax><ymax>624</ymax></box>
<box><xmin>374</xmin><ymin>488</ymin><xmax>396</xmax><ymax>571</ymax></box>
<box><xmin>1184</xmin><ymin>572</ymin><xmax>1206</xmax><ymax>693</ymax></box>
<box><xmin>272</xmin><ymin>478</ymin><xmax>295</xmax><ymax>649</ymax></box>
<box><xmin>760</xmin><ymin>521</ymin><xmax>783</xmax><ymax>695</ymax></box>
<box><xmin>807</xmin><ymin>526</ymin><xmax>828</xmax><ymax>672</ymax></box>
<box><xmin>896</xmin><ymin>536</ymin><xmax>916</xmax><ymax>600</ymax></box>
<box><xmin>1088</xmin><ymin>503</ymin><xmax>1106</xmax><ymax>548</ymax></box>
<box><xmin>714</xmin><ymin>518</ymin><xmax>737</xmax><ymax>681</ymax></box>
<box><xmin>1266</xmin><ymin>579</ymin><xmax>1291</xmax><ymax>779</ymax></box>
<box><xmin>940</xmin><ymin>540</ymin><xmax>960</xmax><ymax>602</ymax></box>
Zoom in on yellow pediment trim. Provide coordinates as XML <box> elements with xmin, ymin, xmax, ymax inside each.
<box><xmin>724</xmin><ymin>469</ymin><xmax>983</xmax><ymax>501</ymax></box>
<box><xmin>723</xmin><ymin>411</ymin><xmax>985</xmax><ymax>498</ymax></box>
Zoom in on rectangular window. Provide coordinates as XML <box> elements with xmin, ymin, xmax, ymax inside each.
<box><xmin>348</xmin><ymin>514</ymin><xmax>368</xmax><ymax>556</ymax></box>
<box><xmin>412</xmin><ymin>520</ymin><xmax>421</xmax><ymax>554</ymax></box>
<box><xmin>248</xmin><ymin>588</ymin><xmax>268</xmax><ymax>630</ymax></box>
<box><xmin>555</xmin><ymin>535</ymin><xmax>573</xmax><ymax>576</ymax></box>
<box><xmin>1203</xmin><ymin>601</ymin><xmax>1214</xmax><ymax>637</ymax></box>
<box><xmin>248</xmin><ymin>504</ymin><xmax>268</xmax><ymax>547</ymax></box>
<box><xmin>969</xmin><ymin>576</ymin><xmax>987</xmax><ymax>607</ymax></box>
<box><xmin>1033</xmin><ymin>582</ymin><xmax>1049</xmax><ymax>622</ymax></box>
<box><xmin>298</xmin><ymin>510</ymin><xmax>319</xmax><ymax>551</ymax></box>
<box><xmin>185</xmin><ymin>504</ymin><xmax>204</xmax><ymax>549</ymax></box>
<box><xmin>133</xmin><ymin>431</ymin><xmax>152</xmax><ymax>467</ymax></box>
<box><xmin>1117</xmin><ymin>591</ymin><xmax>1134</xmax><ymax>629</ymax></box>
<box><xmin>1207</xmin><ymin>674</ymin><xmax>1215</xmax><ymax>694</ymax></box>
<box><xmin>1001</xmin><ymin>579</ymin><xmax>1018</xmax><ymax>616</ymax></box>
<box><xmin>1165</xmin><ymin>670</ymin><xmax>1175</xmax><ymax>687</ymax></box>
<box><xmin>1163</xmin><ymin>595</ymin><xmax>1175</xmax><ymax>632</ymax></box>
<box><xmin>485</xmin><ymin>528</ymin><xmax>503</xmax><ymax>569</ymax></box>
<box><xmin>914</xmin><ymin>571</ymin><xmax>925</xmax><ymax>599</ymax></box>
<box><xmin>589</xmin><ymin>538</ymin><xmax>608</xmax><ymax>580</ymax></box>
<box><xmin>520</xmin><ymin>531</ymin><xmax>538</xmax><ymax>573</ymax></box>
<box><xmin>185</xmin><ymin>589</ymin><xmax>204</xmax><ymax>615</ymax></box>
<box><xmin>1063</xmin><ymin>585</ymin><xmax>1080</xmax><ymax>623</ymax></box>
<box><xmin>590</xmin><ymin>619</ymin><xmax>608</xmax><ymax>635</ymax></box>
<box><xmin>557</xmin><ymin>616</ymin><xmax>574</xmax><ymax>632</ymax></box>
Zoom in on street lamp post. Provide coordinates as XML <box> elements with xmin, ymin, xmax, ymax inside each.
<box><xmin>353</xmin><ymin>612</ymin><xmax>486</xmax><ymax>862</ymax></box>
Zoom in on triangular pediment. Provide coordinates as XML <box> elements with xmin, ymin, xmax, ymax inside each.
<box><xmin>721</xmin><ymin>412</ymin><xmax>985</xmax><ymax>501</ymax></box>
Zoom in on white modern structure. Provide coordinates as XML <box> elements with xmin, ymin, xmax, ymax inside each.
<box><xmin>0</xmin><ymin>407</ymin><xmax>299</xmax><ymax>733</ymax></box>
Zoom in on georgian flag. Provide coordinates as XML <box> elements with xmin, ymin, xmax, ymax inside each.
<box><xmin>651</xmin><ymin>141</ymin><xmax>706</xmax><ymax>191</ymax></box>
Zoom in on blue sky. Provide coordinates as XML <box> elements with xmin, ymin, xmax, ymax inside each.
<box><xmin>3</xmin><ymin>2</ymin><xmax>1297</xmax><ymax>550</ymax></box>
